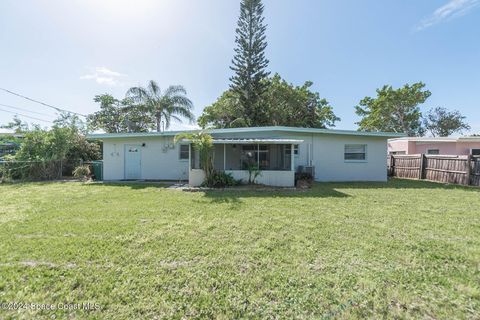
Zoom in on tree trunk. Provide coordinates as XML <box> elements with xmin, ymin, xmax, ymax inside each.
<box><xmin>156</xmin><ymin>116</ymin><xmax>161</xmax><ymax>132</ymax></box>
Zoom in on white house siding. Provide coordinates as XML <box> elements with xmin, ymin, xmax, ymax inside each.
<box><xmin>102</xmin><ymin>137</ymin><xmax>189</xmax><ymax>181</ymax></box>
<box><xmin>189</xmin><ymin>169</ymin><xmax>206</xmax><ymax>187</ymax></box>
<box><xmin>311</xmin><ymin>134</ymin><xmax>387</xmax><ymax>182</ymax></box>
<box><xmin>212</xmin><ymin>131</ymin><xmax>387</xmax><ymax>181</ymax></box>
<box><xmin>99</xmin><ymin>130</ymin><xmax>389</xmax><ymax>182</ymax></box>
<box><xmin>226</xmin><ymin>170</ymin><xmax>294</xmax><ymax>187</ymax></box>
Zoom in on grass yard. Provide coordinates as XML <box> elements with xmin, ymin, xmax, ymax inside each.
<box><xmin>0</xmin><ymin>180</ymin><xmax>479</xmax><ymax>319</ymax></box>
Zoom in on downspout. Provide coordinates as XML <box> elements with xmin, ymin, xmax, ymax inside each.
<box><xmin>291</xmin><ymin>144</ymin><xmax>295</xmax><ymax>171</ymax></box>
<box><xmin>311</xmin><ymin>133</ymin><xmax>314</xmax><ymax>166</ymax></box>
<box><xmin>257</xmin><ymin>144</ymin><xmax>260</xmax><ymax>169</ymax></box>
<box><xmin>223</xmin><ymin>144</ymin><xmax>226</xmax><ymax>171</ymax></box>
<box><xmin>188</xmin><ymin>143</ymin><xmax>192</xmax><ymax>185</ymax></box>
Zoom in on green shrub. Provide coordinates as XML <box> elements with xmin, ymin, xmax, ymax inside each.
<box><xmin>73</xmin><ymin>165</ymin><xmax>91</xmax><ymax>180</ymax></box>
<box><xmin>295</xmin><ymin>172</ymin><xmax>313</xmax><ymax>188</ymax></box>
<box><xmin>203</xmin><ymin>171</ymin><xmax>240</xmax><ymax>188</ymax></box>
<box><xmin>246</xmin><ymin>163</ymin><xmax>262</xmax><ymax>184</ymax></box>
<box><xmin>295</xmin><ymin>172</ymin><xmax>313</xmax><ymax>182</ymax></box>
<box><xmin>0</xmin><ymin>163</ymin><xmax>7</xmax><ymax>183</ymax></box>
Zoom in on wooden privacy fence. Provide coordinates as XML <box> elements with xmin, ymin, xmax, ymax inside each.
<box><xmin>388</xmin><ymin>154</ymin><xmax>480</xmax><ymax>187</ymax></box>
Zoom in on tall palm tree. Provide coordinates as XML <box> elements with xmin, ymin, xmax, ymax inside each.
<box><xmin>126</xmin><ymin>80</ymin><xmax>195</xmax><ymax>132</ymax></box>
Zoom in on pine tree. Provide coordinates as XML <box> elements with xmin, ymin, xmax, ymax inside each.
<box><xmin>230</xmin><ymin>0</ymin><xmax>270</xmax><ymax>126</ymax></box>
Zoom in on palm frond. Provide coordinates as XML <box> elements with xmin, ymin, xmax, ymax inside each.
<box><xmin>173</xmin><ymin>132</ymin><xmax>193</xmax><ymax>144</ymax></box>
<box><xmin>126</xmin><ymin>86</ymin><xmax>149</xmax><ymax>103</ymax></box>
<box><xmin>170</xmin><ymin>114</ymin><xmax>183</xmax><ymax>123</ymax></box>
<box><xmin>147</xmin><ymin>80</ymin><xmax>161</xmax><ymax>98</ymax></box>
<box><xmin>169</xmin><ymin>106</ymin><xmax>195</xmax><ymax>123</ymax></box>
<box><xmin>164</xmin><ymin>85</ymin><xmax>187</xmax><ymax>98</ymax></box>
<box><xmin>163</xmin><ymin>114</ymin><xmax>171</xmax><ymax>130</ymax></box>
<box><xmin>170</xmin><ymin>95</ymin><xmax>193</xmax><ymax>110</ymax></box>
<box><xmin>125</xmin><ymin>80</ymin><xmax>194</xmax><ymax>132</ymax></box>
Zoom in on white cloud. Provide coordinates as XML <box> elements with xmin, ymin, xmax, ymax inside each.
<box><xmin>415</xmin><ymin>0</ymin><xmax>479</xmax><ymax>31</ymax></box>
<box><xmin>80</xmin><ymin>67</ymin><xmax>127</xmax><ymax>86</ymax></box>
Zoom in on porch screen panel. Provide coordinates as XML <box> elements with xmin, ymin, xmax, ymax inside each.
<box><xmin>222</xmin><ymin>144</ymin><xmax>294</xmax><ymax>171</ymax></box>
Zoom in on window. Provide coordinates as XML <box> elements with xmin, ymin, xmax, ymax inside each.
<box><xmin>179</xmin><ymin>145</ymin><xmax>189</xmax><ymax>160</ymax></box>
<box><xmin>427</xmin><ymin>149</ymin><xmax>440</xmax><ymax>155</ymax></box>
<box><xmin>285</xmin><ymin>144</ymin><xmax>299</xmax><ymax>156</ymax></box>
<box><xmin>390</xmin><ymin>151</ymin><xmax>406</xmax><ymax>155</ymax></box>
<box><xmin>344</xmin><ymin>144</ymin><xmax>367</xmax><ymax>161</ymax></box>
<box><xmin>471</xmin><ymin>149</ymin><xmax>480</xmax><ymax>156</ymax></box>
<box><xmin>241</xmin><ymin>145</ymin><xmax>270</xmax><ymax>169</ymax></box>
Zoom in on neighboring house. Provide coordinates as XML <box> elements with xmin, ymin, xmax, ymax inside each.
<box><xmin>0</xmin><ymin>142</ymin><xmax>18</xmax><ymax>158</ymax></box>
<box><xmin>388</xmin><ymin>137</ymin><xmax>480</xmax><ymax>156</ymax></box>
<box><xmin>87</xmin><ymin>126</ymin><xmax>403</xmax><ymax>187</ymax></box>
<box><xmin>0</xmin><ymin>134</ymin><xmax>21</xmax><ymax>159</ymax></box>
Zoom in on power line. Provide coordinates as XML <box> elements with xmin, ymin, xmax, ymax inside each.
<box><xmin>0</xmin><ymin>87</ymin><xmax>86</xmax><ymax>117</ymax></box>
<box><xmin>0</xmin><ymin>107</ymin><xmax>53</xmax><ymax>123</ymax></box>
<box><xmin>0</xmin><ymin>103</ymin><xmax>55</xmax><ymax>117</ymax></box>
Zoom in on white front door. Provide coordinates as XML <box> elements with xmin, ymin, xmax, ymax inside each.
<box><xmin>125</xmin><ymin>145</ymin><xmax>141</xmax><ymax>179</ymax></box>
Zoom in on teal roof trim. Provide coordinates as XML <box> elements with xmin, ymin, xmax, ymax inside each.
<box><xmin>87</xmin><ymin>126</ymin><xmax>406</xmax><ymax>140</ymax></box>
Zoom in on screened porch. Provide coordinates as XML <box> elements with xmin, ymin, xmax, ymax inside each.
<box><xmin>189</xmin><ymin>138</ymin><xmax>303</xmax><ymax>187</ymax></box>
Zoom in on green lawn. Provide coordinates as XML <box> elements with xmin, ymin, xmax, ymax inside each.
<box><xmin>0</xmin><ymin>180</ymin><xmax>479</xmax><ymax>319</ymax></box>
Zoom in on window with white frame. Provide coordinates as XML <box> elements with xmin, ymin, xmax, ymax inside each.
<box><xmin>285</xmin><ymin>144</ymin><xmax>299</xmax><ymax>156</ymax></box>
<box><xmin>427</xmin><ymin>149</ymin><xmax>440</xmax><ymax>155</ymax></box>
<box><xmin>471</xmin><ymin>149</ymin><xmax>480</xmax><ymax>156</ymax></box>
<box><xmin>344</xmin><ymin>144</ymin><xmax>367</xmax><ymax>161</ymax></box>
<box><xmin>179</xmin><ymin>145</ymin><xmax>189</xmax><ymax>160</ymax></box>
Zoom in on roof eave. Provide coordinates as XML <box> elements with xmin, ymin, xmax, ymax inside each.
<box><xmin>86</xmin><ymin>126</ymin><xmax>405</xmax><ymax>140</ymax></box>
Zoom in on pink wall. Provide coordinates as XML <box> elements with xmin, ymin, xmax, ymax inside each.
<box><xmin>456</xmin><ymin>142</ymin><xmax>480</xmax><ymax>155</ymax></box>
<box><xmin>414</xmin><ymin>142</ymin><xmax>457</xmax><ymax>155</ymax></box>
<box><xmin>388</xmin><ymin>140</ymin><xmax>480</xmax><ymax>155</ymax></box>
<box><xmin>388</xmin><ymin>140</ymin><xmax>415</xmax><ymax>154</ymax></box>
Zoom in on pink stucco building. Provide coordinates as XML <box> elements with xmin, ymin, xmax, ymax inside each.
<box><xmin>388</xmin><ymin>137</ymin><xmax>480</xmax><ymax>156</ymax></box>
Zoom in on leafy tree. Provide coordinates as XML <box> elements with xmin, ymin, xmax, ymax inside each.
<box><xmin>262</xmin><ymin>75</ymin><xmax>339</xmax><ymax>128</ymax></box>
<box><xmin>87</xmin><ymin>94</ymin><xmax>150</xmax><ymax>133</ymax></box>
<box><xmin>355</xmin><ymin>83</ymin><xmax>431</xmax><ymax>136</ymax></box>
<box><xmin>121</xmin><ymin>100</ymin><xmax>153</xmax><ymax>133</ymax></box>
<box><xmin>53</xmin><ymin>113</ymin><xmax>101</xmax><ymax>161</ymax></box>
<box><xmin>1</xmin><ymin>114</ymin><xmax>100</xmax><ymax>180</ymax></box>
<box><xmin>0</xmin><ymin>116</ymin><xmax>30</xmax><ymax>133</ymax></box>
<box><xmin>126</xmin><ymin>80</ymin><xmax>194</xmax><ymax>132</ymax></box>
<box><xmin>230</xmin><ymin>0</ymin><xmax>270</xmax><ymax>126</ymax></box>
<box><xmin>423</xmin><ymin>107</ymin><xmax>471</xmax><ymax>137</ymax></box>
<box><xmin>88</xmin><ymin>94</ymin><xmax>126</xmax><ymax>133</ymax></box>
<box><xmin>54</xmin><ymin>112</ymin><xmax>86</xmax><ymax>134</ymax></box>
<box><xmin>11</xmin><ymin>113</ymin><xmax>100</xmax><ymax>162</ymax></box>
<box><xmin>14</xmin><ymin>128</ymin><xmax>98</xmax><ymax>162</ymax></box>
<box><xmin>198</xmin><ymin>91</ymin><xmax>246</xmax><ymax>129</ymax></box>
<box><xmin>199</xmin><ymin>74</ymin><xmax>339</xmax><ymax>129</ymax></box>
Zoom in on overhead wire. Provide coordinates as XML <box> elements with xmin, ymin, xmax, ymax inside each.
<box><xmin>0</xmin><ymin>103</ymin><xmax>55</xmax><ymax>117</ymax></box>
<box><xmin>0</xmin><ymin>87</ymin><xmax>86</xmax><ymax>117</ymax></box>
<box><xmin>0</xmin><ymin>107</ymin><xmax>53</xmax><ymax>123</ymax></box>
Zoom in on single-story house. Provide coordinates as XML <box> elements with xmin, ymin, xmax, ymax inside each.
<box><xmin>388</xmin><ymin>137</ymin><xmax>480</xmax><ymax>156</ymax></box>
<box><xmin>87</xmin><ymin>126</ymin><xmax>403</xmax><ymax>187</ymax></box>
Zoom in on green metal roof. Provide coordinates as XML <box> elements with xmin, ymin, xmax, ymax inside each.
<box><xmin>212</xmin><ymin>138</ymin><xmax>305</xmax><ymax>144</ymax></box>
<box><xmin>86</xmin><ymin>126</ymin><xmax>405</xmax><ymax>140</ymax></box>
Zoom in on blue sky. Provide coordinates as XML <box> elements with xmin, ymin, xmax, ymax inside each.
<box><xmin>1</xmin><ymin>0</ymin><xmax>479</xmax><ymax>134</ymax></box>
